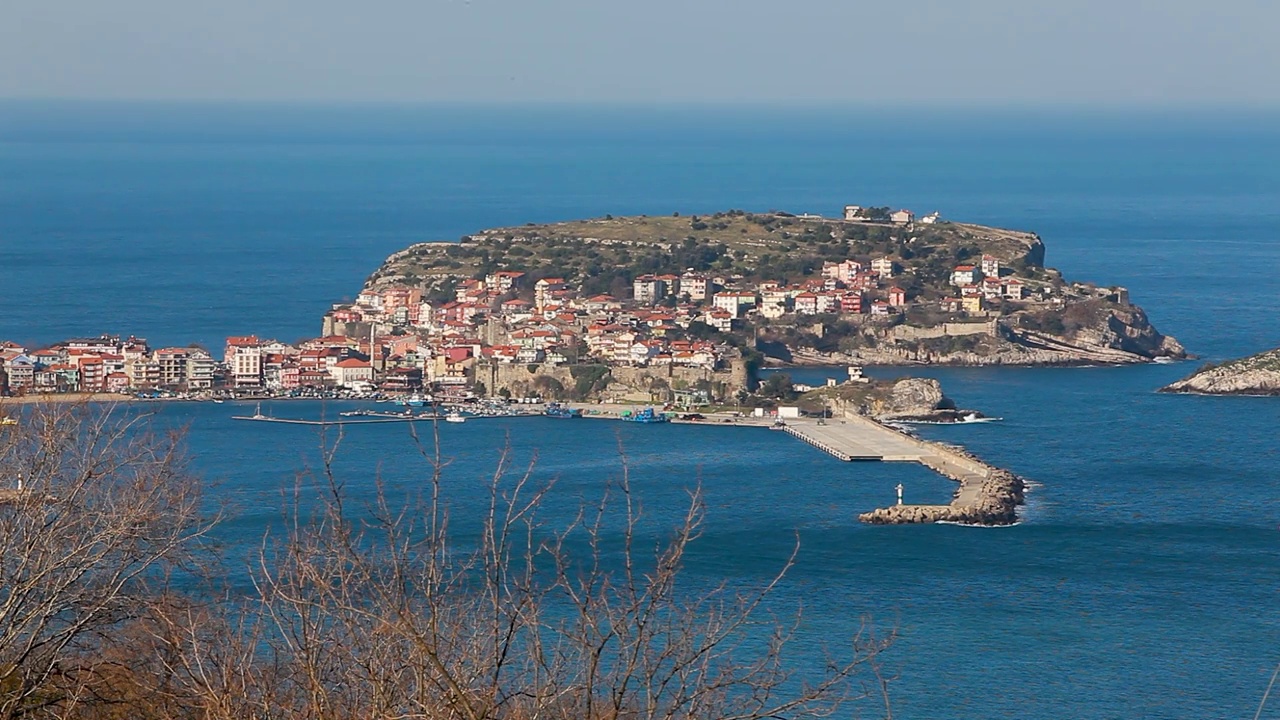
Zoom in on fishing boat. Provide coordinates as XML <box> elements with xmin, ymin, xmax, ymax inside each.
<box><xmin>445</xmin><ymin>411</ymin><xmax>466</xmax><ymax>424</ymax></box>
<box><xmin>620</xmin><ymin>407</ymin><xmax>667</xmax><ymax>424</ymax></box>
<box><xmin>543</xmin><ymin>403</ymin><xmax>582</xmax><ymax>419</ymax></box>
<box><xmin>395</xmin><ymin>393</ymin><xmax>429</xmax><ymax>408</ymax></box>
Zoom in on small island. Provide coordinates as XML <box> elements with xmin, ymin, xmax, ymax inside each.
<box><xmin>326</xmin><ymin>207</ymin><xmax>1184</xmax><ymax>406</ymax></box>
<box><xmin>1160</xmin><ymin>348</ymin><xmax>1280</xmax><ymax>396</ymax></box>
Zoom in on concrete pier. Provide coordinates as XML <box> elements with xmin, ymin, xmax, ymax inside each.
<box><xmin>763</xmin><ymin>412</ymin><xmax>1022</xmax><ymax>526</ymax></box>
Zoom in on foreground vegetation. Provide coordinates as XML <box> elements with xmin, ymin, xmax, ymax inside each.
<box><xmin>0</xmin><ymin>405</ymin><xmax>893</xmax><ymax>719</ymax></box>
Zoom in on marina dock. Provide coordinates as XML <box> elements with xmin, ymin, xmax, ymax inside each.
<box><xmin>232</xmin><ymin>414</ymin><xmax>431</xmax><ymax>426</ymax></box>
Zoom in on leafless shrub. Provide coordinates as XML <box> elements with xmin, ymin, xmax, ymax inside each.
<box><xmin>0</xmin><ymin>403</ymin><xmax>214</xmax><ymax>718</ymax></box>
<box><xmin>166</xmin><ymin>425</ymin><xmax>895</xmax><ymax>719</ymax></box>
<box><xmin>0</xmin><ymin>407</ymin><xmax>894</xmax><ymax>720</ymax></box>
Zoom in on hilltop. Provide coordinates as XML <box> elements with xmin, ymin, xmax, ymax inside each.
<box><xmin>365</xmin><ymin>210</ymin><xmax>1048</xmax><ymax>300</ymax></box>
<box><xmin>1160</xmin><ymin>348</ymin><xmax>1280</xmax><ymax>396</ymax></box>
<box><xmin>340</xmin><ymin>209</ymin><xmax>1184</xmax><ymax>371</ymax></box>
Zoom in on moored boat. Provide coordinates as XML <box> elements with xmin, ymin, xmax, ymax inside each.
<box><xmin>620</xmin><ymin>407</ymin><xmax>667</xmax><ymax>424</ymax></box>
<box><xmin>543</xmin><ymin>403</ymin><xmax>582</xmax><ymax>419</ymax></box>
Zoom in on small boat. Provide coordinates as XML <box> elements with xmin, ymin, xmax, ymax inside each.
<box><xmin>620</xmin><ymin>407</ymin><xmax>667</xmax><ymax>424</ymax></box>
<box><xmin>212</xmin><ymin>399</ymin><xmax>225</xmax><ymax>404</ymax></box>
<box><xmin>251</xmin><ymin>402</ymin><xmax>267</xmax><ymax>420</ymax></box>
<box><xmin>445</xmin><ymin>411</ymin><xmax>466</xmax><ymax>424</ymax></box>
<box><xmin>396</xmin><ymin>393</ymin><xmax>430</xmax><ymax>408</ymax></box>
<box><xmin>543</xmin><ymin>403</ymin><xmax>582</xmax><ymax>419</ymax></box>
<box><xmin>0</xmin><ymin>416</ymin><xmax>17</xmax><ymax>427</ymax></box>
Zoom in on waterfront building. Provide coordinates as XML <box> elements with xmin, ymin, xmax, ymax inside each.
<box><xmin>330</xmin><ymin>358</ymin><xmax>373</xmax><ymax>388</ymax></box>
<box><xmin>125</xmin><ymin>358</ymin><xmax>160</xmax><ymax>389</ymax></box>
<box><xmin>891</xmin><ymin>209</ymin><xmax>915</xmax><ymax>224</ymax></box>
<box><xmin>105</xmin><ymin>372</ymin><xmax>131</xmax><ymax>394</ymax></box>
<box><xmin>225</xmin><ymin>335</ymin><xmax>265</xmax><ymax>388</ymax></box>
<box><xmin>155</xmin><ymin>347</ymin><xmax>191</xmax><ymax>387</ymax></box>
<box><xmin>187</xmin><ymin>350</ymin><xmax>217</xmax><ymax>389</ymax></box>
<box><xmin>2</xmin><ymin>356</ymin><xmax>35</xmax><ymax>391</ymax></box>
<box><xmin>78</xmin><ymin>357</ymin><xmax>106</xmax><ymax>392</ymax></box>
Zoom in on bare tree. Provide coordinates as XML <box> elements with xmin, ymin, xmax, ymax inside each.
<box><xmin>0</xmin><ymin>403</ymin><xmax>214</xmax><ymax>718</ymax></box>
<box><xmin>0</xmin><ymin>406</ymin><xmax>895</xmax><ymax>719</ymax></box>
<box><xmin>168</xmin><ymin>426</ymin><xmax>894</xmax><ymax>719</ymax></box>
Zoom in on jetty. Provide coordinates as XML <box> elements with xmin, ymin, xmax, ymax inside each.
<box><xmin>564</xmin><ymin>402</ymin><xmax>1023</xmax><ymax>525</ymax></box>
<box><xmin>781</xmin><ymin>411</ymin><xmax>1023</xmax><ymax>525</ymax></box>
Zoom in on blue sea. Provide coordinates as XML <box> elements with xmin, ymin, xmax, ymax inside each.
<box><xmin>2</xmin><ymin>101</ymin><xmax>1279</xmax><ymax>718</ymax></box>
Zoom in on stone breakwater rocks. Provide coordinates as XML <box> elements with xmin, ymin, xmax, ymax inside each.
<box><xmin>858</xmin><ymin>443</ymin><xmax>1027</xmax><ymax>527</ymax></box>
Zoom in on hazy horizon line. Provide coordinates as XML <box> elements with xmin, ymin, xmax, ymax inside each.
<box><xmin>5</xmin><ymin>96</ymin><xmax>1280</xmax><ymax>114</ymax></box>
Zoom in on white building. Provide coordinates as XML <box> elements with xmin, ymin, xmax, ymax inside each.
<box><xmin>981</xmin><ymin>254</ymin><xmax>1001</xmax><ymax>278</ymax></box>
<box><xmin>871</xmin><ymin>257</ymin><xmax>895</xmax><ymax>278</ymax></box>
<box><xmin>680</xmin><ymin>272</ymin><xmax>711</xmax><ymax>301</ymax></box>
<box><xmin>331</xmin><ymin>358</ymin><xmax>373</xmax><ymax>388</ymax></box>
<box><xmin>225</xmin><ymin>336</ymin><xmax>264</xmax><ymax>387</ymax></box>
<box><xmin>950</xmin><ymin>265</ymin><xmax>981</xmax><ymax>286</ymax></box>
<box><xmin>822</xmin><ymin>259</ymin><xmax>863</xmax><ymax>283</ymax></box>
<box><xmin>711</xmin><ymin>291</ymin><xmax>756</xmax><ymax>319</ymax></box>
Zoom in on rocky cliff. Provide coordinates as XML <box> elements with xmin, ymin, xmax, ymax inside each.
<box><xmin>1160</xmin><ymin>348</ymin><xmax>1280</xmax><ymax>396</ymax></box>
<box><xmin>814</xmin><ymin>377</ymin><xmax>985</xmax><ymax>423</ymax></box>
<box><xmin>781</xmin><ymin>301</ymin><xmax>1186</xmax><ymax>367</ymax></box>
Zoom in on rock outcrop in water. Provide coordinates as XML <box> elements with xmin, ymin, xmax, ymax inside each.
<box><xmin>1160</xmin><ymin>348</ymin><xmax>1280</xmax><ymax>396</ymax></box>
<box><xmin>808</xmin><ymin>377</ymin><xmax>986</xmax><ymax>423</ymax></box>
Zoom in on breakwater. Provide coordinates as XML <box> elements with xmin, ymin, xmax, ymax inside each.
<box><xmin>754</xmin><ymin>411</ymin><xmax>1024</xmax><ymax>526</ymax></box>
<box><xmin>565</xmin><ymin>402</ymin><xmax>1027</xmax><ymax>526</ymax></box>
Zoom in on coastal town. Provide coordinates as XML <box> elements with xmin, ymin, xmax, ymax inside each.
<box><xmin>0</xmin><ymin>207</ymin><xmax>1182</xmax><ymax>402</ymax></box>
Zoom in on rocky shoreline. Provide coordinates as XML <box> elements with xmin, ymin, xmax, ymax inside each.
<box><xmin>858</xmin><ymin>438</ymin><xmax>1027</xmax><ymax>527</ymax></box>
<box><xmin>1160</xmin><ymin>348</ymin><xmax>1280</xmax><ymax>396</ymax></box>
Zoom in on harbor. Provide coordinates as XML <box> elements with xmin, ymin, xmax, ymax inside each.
<box><xmin>228</xmin><ymin>399</ymin><xmax>1024</xmax><ymax>525</ymax></box>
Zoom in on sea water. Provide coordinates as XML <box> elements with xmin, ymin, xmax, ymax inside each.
<box><xmin>2</xmin><ymin>102</ymin><xmax>1279</xmax><ymax>718</ymax></box>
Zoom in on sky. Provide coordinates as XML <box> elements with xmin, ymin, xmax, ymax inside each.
<box><xmin>2</xmin><ymin>0</ymin><xmax>1278</xmax><ymax>106</ymax></box>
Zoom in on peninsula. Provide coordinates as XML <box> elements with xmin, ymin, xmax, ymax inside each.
<box><xmin>327</xmin><ymin>207</ymin><xmax>1183</xmax><ymax>405</ymax></box>
<box><xmin>1160</xmin><ymin>348</ymin><xmax>1280</xmax><ymax>396</ymax></box>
